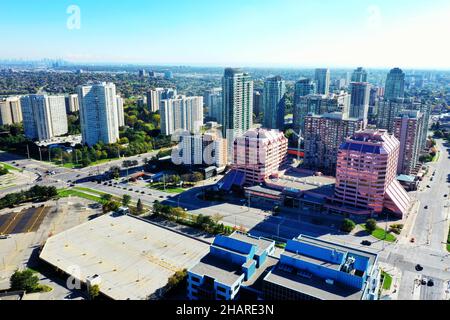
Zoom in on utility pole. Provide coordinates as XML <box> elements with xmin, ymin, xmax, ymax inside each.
<box><xmin>38</xmin><ymin>147</ymin><xmax>42</xmax><ymax>162</ymax></box>
<box><xmin>26</xmin><ymin>144</ymin><xmax>30</xmax><ymax>159</ymax></box>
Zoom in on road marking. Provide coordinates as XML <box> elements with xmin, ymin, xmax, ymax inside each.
<box><xmin>27</xmin><ymin>206</ymin><xmax>46</xmax><ymax>233</ymax></box>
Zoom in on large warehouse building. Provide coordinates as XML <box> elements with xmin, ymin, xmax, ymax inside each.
<box><xmin>40</xmin><ymin>213</ymin><xmax>210</xmax><ymax>300</ymax></box>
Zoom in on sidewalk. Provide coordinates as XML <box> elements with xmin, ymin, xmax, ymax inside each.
<box><xmin>379</xmin><ymin>262</ymin><xmax>402</xmax><ymax>300</ymax></box>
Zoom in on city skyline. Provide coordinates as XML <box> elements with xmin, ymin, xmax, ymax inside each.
<box><xmin>1</xmin><ymin>0</ymin><xmax>450</xmax><ymax>69</ymax></box>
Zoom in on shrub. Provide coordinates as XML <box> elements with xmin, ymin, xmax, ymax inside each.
<box><xmin>341</xmin><ymin>219</ymin><xmax>356</xmax><ymax>233</ymax></box>
<box><xmin>365</xmin><ymin>219</ymin><xmax>378</xmax><ymax>233</ymax></box>
<box><xmin>10</xmin><ymin>269</ymin><xmax>40</xmax><ymax>293</ymax></box>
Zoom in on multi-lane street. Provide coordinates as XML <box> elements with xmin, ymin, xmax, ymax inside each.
<box><xmin>380</xmin><ymin>138</ymin><xmax>450</xmax><ymax>300</ymax></box>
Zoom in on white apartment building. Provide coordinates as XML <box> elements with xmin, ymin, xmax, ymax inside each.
<box><xmin>78</xmin><ymin>82</ymin><xmax>120</xmax><ymax>146</ymax></box>
<box><xmin>116</xmin><ymin>95</ymin><xmax>125</xmax><ymax>127</ymax></box>
<box><xmin>147</xmin><ymin>88</ymin><xmax>177</xmax><ymax>112</ymax></box>
<box><xmin>65</xmin><ymin>94</ymin><xmax>80</xmax><ymax>113</ymax></box>
<box><xmin>160</xmin><ymin>95</ymin><xmax>204</xmax><ymax>136</ymax></box>
<box><xmin>20</xmin><ymin>95</ymin><xmax>68</xmax><ymax>141</ymax></box>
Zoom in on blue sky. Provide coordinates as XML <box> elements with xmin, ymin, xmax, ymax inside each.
<box><xmin>1</xmin><ymin>0</ymin><xmax>449</xmax><ymax>68</ymax></box>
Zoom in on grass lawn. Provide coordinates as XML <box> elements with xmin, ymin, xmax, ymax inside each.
<box><xmin>58</xmin><ymin>189</ymin><xmax>106</xmax><ymax>204</ymax></box>
<box><xmin>432</xmin><ymin>151</ymin><xmax>440</xmax><ymax>162</ymax></box>
<box><xmin>73</xmin><ymin>186</ymin><xmax>108</xmax><ymax>196</ymax></box>
<box><xmin>0</xmin><ymin>162</ymin><xmax>22</xmax><ymax>172</ymax></box>
<box><xmin>51</xmin><ymin>157</ymin><xmax>121</xmax><ymax>169</ymax></box>
<box><xmin>361</xmin><ymin>224</ymin><xmax>397</xmax><ymax>242</ymax></box>
<box><xmin>381</xmin><ymin>271</ymin><xmax>393</xmax><ymax>290</ymax></box>
<box><xmin>147</xmin><ymin>183</ymin><xmax>187</xmax><ymax>194</ymax></box>
<box><xmin>447</xmin><ymin>227</ymin><xmax>450</xmax><ymax>252</ymax></box>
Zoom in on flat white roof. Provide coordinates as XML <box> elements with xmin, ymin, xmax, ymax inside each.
<box><xmin>40</xmin><ymin>214</ymin><xmax>210</xmax><ymax>300</ymax></box>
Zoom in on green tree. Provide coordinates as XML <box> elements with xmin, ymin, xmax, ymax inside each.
<box><xmin>365</xmin><ymin>219</ymin><xmax>378</xmax><ymax>233</ymax></box>
<box><xmin>89</xmin><ymin>284</ymin><xmax>100</xmax><ymax>300</ymax></box>
<box><xmin>10</xmin><ymin>269</ymin><xmax>40</xmax><ymax>293</ymax></box>
<box><xmin>101</xmin><ymin>194</ymin><xmax>113</xmax><ymax>202</ymax></box>
<box><xmin>167</xmin><ymin>269</ymin><xmax>187</xmax><ymax>288</ymax></box>
<box><xmin>122</xmin><ymin>194</ymin><xmax>132</xmax><ymax>207</ymax></box>
<box><xmin>136</xmin><ymin>199</ymin><xmax>144</xmax><ymax>214</ymax></box>
<box><xmin>102</xmin><ymin>201</ymin><xmax>120</xmax><ymax>214</ymax></box>
<box><xmin>341</xmin><ymin>219</ymin><xmax>356</xmax><ymax>233</ymax></box>
<box><xmin>191</xmin><ymin>172</ymin><xmax>204</xmax><ymax>183</ymax></box>
<box><xmin>172</xmin><ymin>207</ymin><xmax>188</xmax><ymax>222</ymax></box>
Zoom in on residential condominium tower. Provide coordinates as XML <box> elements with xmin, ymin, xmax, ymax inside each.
<box><xmin>303</xmin><ymin>112</ymin><xmax>364</xmax><ymax>175</ymax></box>
<box><xmin>385</xmin><ymin>68</ymin><xmax>405</xmax><ymax>101</ymax></box>
<box><xmin>376</xmin><ymin>98</ymin><xmax>405</xmax><ymax>133</ymax></box>
<box><xmin>263</xmin><ymin>76</ymin><xmax>286</xmax><ymax>130</ymax></box>
<box><xmin>0</xmin><ymin>97</ymin><xmax>22</xmax><ymax>126</ymax></box>
<box><xmin>77</xmin><ymin>82</ymin><xmax>120</xmax><ymax>146</ymax></box>
<box><xmin>160</xmin><ymin>95</ymin><xmax>204</xmax><ymax>136</ymax></box>
<box><xmin>20</xmin><ymin>95</ymin><xmax>68</xmax><ymax>141</ymax></box>
<box><xmin>116</xmin><ymin>95</ymin><xmax>125</xmax><ymax>127</ymax></box>
<box><xmin>314</xmin><ymin>68</ymin><xmax>330</xmax><ymax>95</ymax></box>
<box><xmin>65</xmin><ymin>94</ymin><xmax>79</xmax><ymax>113</ymax></box>
<box><xmin>293</xmin><ymin>92</ymin><xmax>350</xmax><ymax>132</ymax></box>
<box><xmin>204</xmin><ymin>88</ymin><xmax>223</xmax><ymax>124</ymax></box>
<box><xmin>349</xmin><ymin>82</ymin><xmax>371</xmax><ymax>125</ymax></box>
<box><xmin>351</xmin><ymin>67</ymin><xmax>368</xmax><ymax>83</ymax></box>
<box><xmin>147</xmin><ymin>88</ymin><xmax>177</xmax><ymax>112</ymax></box>
<box><xmin>393</xmin><ymin>110</ymin><xmax>424</xmax><ymax>175</ymax></box>
<box><xmin>294</xmin><ymin>78</ymin><xmax>316</xmax><ymax>106</ymax></box>
<box><xmin>222</xmin><ymin>68</ymin><xmax>254</xmax><ymax>138</ymax></box>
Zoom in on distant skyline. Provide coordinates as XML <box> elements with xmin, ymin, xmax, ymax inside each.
<box><xmin>1</xmin><ymin>0</ymin><xmax>449</xmax><ymax>69</ymax></box>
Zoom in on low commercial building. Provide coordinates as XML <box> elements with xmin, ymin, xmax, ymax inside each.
<box><xmin>187</xmin><ymin>232</ymin><xmax>276</xmax><ymax>300</ymax></box>
<box><xmin>263</xmin><ymin>235</ymin><xmax>381</xmax><ymax>300</ymax></box>
<box><xmin>244</xmin><ymin>169</ymin><xmax>336</xmax><ymax>212</ymax></box>
<box><xmin>40</xmin><ymin>213</ymin><xmax>210</xmax><ymax>300</ymax></box>
<box><xmin>397</xmin><ymin>174</ymin><xmax>419</xmax><ymax>191</ymax></box>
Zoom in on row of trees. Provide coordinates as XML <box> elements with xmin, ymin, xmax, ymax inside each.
<box><xmin>0</xmin><ymin>186</ymin><xmax>58</xmax><ymax>209</ymax></box>
<box><xmin>340</xmin><ymin>218</ymin><xmax>379</xmax><ymax>234</ymax></box>
<box><xmin>101</xmin><ymin>194</ymin><xmax>144</xmax><ymax>215</ymax></box>
<box><xmin>152</xmin><ymin>201</ymin><xmax>234</xmax><ymax>236</ymax></box>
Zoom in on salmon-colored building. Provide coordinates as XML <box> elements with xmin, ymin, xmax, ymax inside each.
<box><xmin>330</xmin><ymin>129</ymin><xmax>411</xmax><ymax>218</ymax></box>
<box><xmin>233</xmin><ymin>128</ymin><xmax>288</xmax><ymax>185</ymax></box>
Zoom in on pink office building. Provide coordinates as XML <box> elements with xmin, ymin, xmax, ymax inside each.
<box><xmin>330</xmin><ymin>129</ymin><xmax>411</xmax><ymax>218</ymax></box>
<box><xmin>233</xmin><ymin>128</ymin><xmax>288</xmax><ymax>185</ymax></box>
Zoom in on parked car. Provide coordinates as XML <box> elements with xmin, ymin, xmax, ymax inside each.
<box><xmin>415</xmin><ymin>264</ymin><xmax>423</xmax><ymax>272</ymax></box>
<box><xmin>361</xmin><ymin>240</ymin><xmax>372</xmax><ymax>246</ymax></box>
<box><xmin>427</xmin><ymin>279</ymin><xmax>434</xmax><ymax>287</ymax></box>
<box><xmin>0</xmin><ymin>235</ymin><xmax>11</xmax><ymax>240</ymax></box>
<box><xmin>424</xmin><ymin>205</ymin><xmax>428</xmax><ymax>209</ymax></box>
